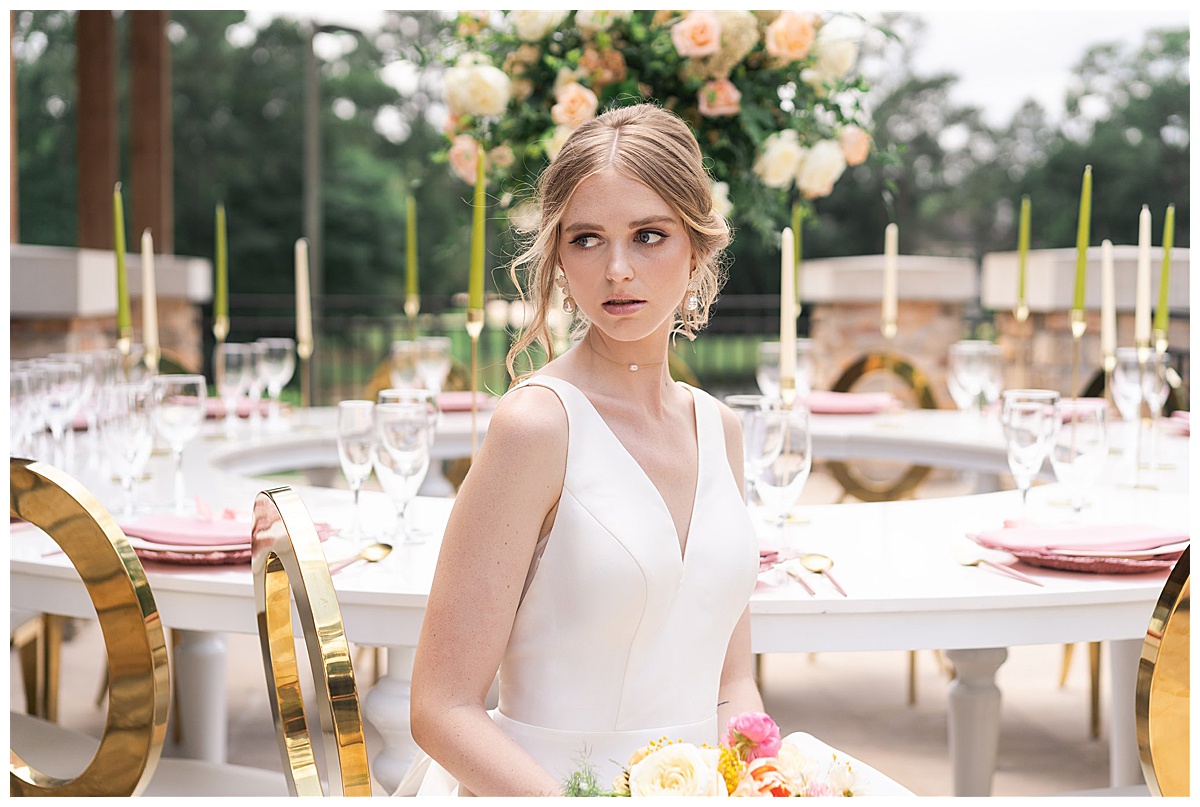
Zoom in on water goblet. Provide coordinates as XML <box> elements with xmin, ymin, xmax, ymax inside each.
<box><xmin>257</xmin><ymin>337</ymin><xmax>296</xmax><ymax>430</ymax></box>
<box><xmin>373</xmin><ymin>401</ymin><xmax>434</xmax><ymax>545</ymax></box>
<box><xmin>9</xmin><ymin>369</ymin><xmax>37</xmax><ymax>457</ymax></box>
<box><xmin>33</xmin><ymin>358</ymin><xmax>84</xmax><ymax>470</ymax></box>
<box><xmin>416</xmin><ymin>336</ymin><xmax>454</xmax><ymax>397</ymax></box>
<box><xmin>1001</xmin><ymin>389</ymin><xmax>1060</xmax><ymax>514</ymax></box>
<box><xmin>947</xmin><ymin>340</ymin><xmax>992</xmax><ymax>414</ymax></box>
<box><xmin>337</xmin><ymin>400</ymin><xmax>377</xmax><ymax>546</ymax></box>
<box><xmin>245</xmin><ymin>341</ymin><xmax>270</xmax><ymax>433</ymax></box>
<box><xmin>98</xmin><ymin>382</ymin><xmax>154</xmax><ymax>517</ymax></box>
<box><xmin>1049</xmin><ymin>398</ymin><xmax>1109</xmax><ymax>516</ymax></box>
<box><xmin>389</xmin><ymin>340</ymin><xmax>422</xmax><ymax>390</ymax></box>
<box><xmin>214</xmin><ymin>342</ymin><xmax>254</xmax><ymax>439</ymax></box>
<box><xmin>377</xmin><ymin>387</ymin><xmax>440</xmax><ymax>431</ymax></box>
<box><xmin>979</xmin><ymin>343</ymin><xmax>1006</xmax><ymax>412</ymax></box>
<box><xmin>752</xmin><ymin>405</ymin><xmax>813</xmax><ymax>541</ymax></box>
<box><xmin>723</xmin><ymin>393</ymin><xmax>783</xmax><ymax>504</ymax></box>
<box><xmin>117</xmin><ymin>342</ymin><xmax>152</xmax><ymax>384</ymax></box>
<box><xmin>150</xmin><ymin>374</ymin><xmax>208</xmax><ymax>514</ymax></box>
<box><xmin>756</xmin><ymin>340</ymin><xmax>815</xmax><ymax>402</ymax></box>
<box><xmin>1110</xmin><ymin>347</ymin><xmax>1143</xmax><ymax>425</ymax></box>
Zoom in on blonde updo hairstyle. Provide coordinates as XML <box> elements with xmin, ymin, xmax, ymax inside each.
<box><xmin>506</xmin><ymin>102</ymin><xmax>732</xmax><ymax>381</ymax></box>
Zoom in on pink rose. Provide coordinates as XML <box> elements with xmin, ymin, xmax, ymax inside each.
<box><xmin>722</xmin><ymin>711</ymin><xmax>783</xmax><ymax>761</ymax></box>
<box><xmin>447</xmin><ymin>134</ymin><xmax>481</xmax><ymax>185</ymax></box>
<box><xmin>840</xmin><ymin>125</ymin><xmax>871</xmax><ymax>166</ymax></box>
<box><xmin>551</xmin><ymin>81</ymin><xmax>599</xmax><ymax>129</ymax></box>
<box><xmin>671</xmin><ymin>11</ymin><xmax>721</xmax><ymax>58</ymax></box>
<box><xmin>764</xmin><ymin>12</ymin><xmax>817</xmax><ymax>63</ymax></box>
<box><xmin>804</xmin><ymin>780</ymin><xmax>836</xmax><ymax>797</ymax></box>
<box><xmin>698</xmin><ymin>79</ymin><xmax>741</xmax><ymax>118</ymax></box>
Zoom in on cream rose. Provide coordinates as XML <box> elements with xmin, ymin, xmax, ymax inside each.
<box><xmin>444</xmin><ymin>60</ymin><xmax>512</xmax><ymax>118</ymax></box>
<box><xmin>764</xmin><ymin>11</ymin><xmax>817</xmax><ymax>63</ymax></box>
<box><xmin>710</xmin><ymin>181</ymin><xmax>732</xmax><ymax>219</ymax></box>
<box><xmin>796</xmin><ymin>139</ymin><xmax>847</xmax><ymax>199</ymax></box>
<box><xmin>447</xmin><ymin>134</ymin><xmax>481</xmax><ymax>185</ymax></box>
<box><xmin>671</xmin><ymin>11</ymin><xmax>722</xmax><ymax>58</ymax></box>
<box><xmin>773</xmin><ymin>741</ymin><xmax>822</xmax><ymax>791</ymax></box>
<box><xmin>551</xmin><ymin>82</ymin><xmax>599</xmax><ymax>129</ymax></box>
<box><xmin>698</xmin><ymin>79</ymin><xmax>741</xmax><ymax>118</ymax></box>
<box><xmin>752</xmin><ymin>129</ymin><xmax>805</xmax><ymax>189</ymax></box>
<box><xmin>840</xmin><ymin>125</ymin><xmax>871</xmax><ymax>166</ymax></box>
<box><xmin>509</xmin><ymin>10</ymin><xmax>569</xmax><ymax>42</ymax></box>
<box><xmin>575</xmin><ymin>10</ymin><xmax>631</xmax><ymax>35</ymax></box>
<box><xmin>804</xmin><ymin>28</ymin><xmax>859</xmax><ymax>90</ymax></box>
<box><xmin>628</xmin><ymin>744</ymin><xmax>726</xmax><ymax>797</ymax></box>
<box><xmin>543</xmin><ymin>125</ymin><xmax>573</xmax><ymax>162</ymax></box>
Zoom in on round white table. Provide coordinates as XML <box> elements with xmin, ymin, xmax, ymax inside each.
<box><xmin>9</xmin><ymin>407</ymin><xmax>1189</xmax><ymax>796</ymax></box>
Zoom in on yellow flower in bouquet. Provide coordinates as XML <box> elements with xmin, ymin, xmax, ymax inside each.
<box><xmin>424</xmin><ymin>10</ymin><xmax>875</xmax><ymax>242</ymax></box>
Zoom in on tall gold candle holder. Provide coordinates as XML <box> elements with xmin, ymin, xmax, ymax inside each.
<box><xmin>298</xmin><ymin>339</ymin><xmax>313</xmax><ymax>410</ymax></box>
<box><xmin>466</xmin><ymin>308</ymin><xmax>484</xmax><ymax>461</ymax></box>
<box><xmin>1132</xmin><ymin>338</ymin><xmax>1155</xmax><ymax>490</ymax></box>
<box><xmin>1013</xmin><ymin>303</ymin><xmax>1030</xmax><ymax>389</ymax></box>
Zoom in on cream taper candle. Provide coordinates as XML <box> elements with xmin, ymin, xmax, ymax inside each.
<box><xmin>1134</xmin><ymin>205</ymin><xmax>1151</xmax><ymax>346</ymax></box>
<box><xmin>141</xmin><ymin>228</ymin><xmax>159</xmax><ymax>366</ymax></box>
<box><xmin>780</xmin><ymin>226</ymin><xmax>796</xmax><ymax>398</ymax></box>
<box><xmin>1100</xmin><ymin>239</ymin><xmax>1115</xmax><ymax>365</ymax></box>
<box><xmin>882</xmin><ymin>222</ymin><xmax>898</xmax><ymax>337</ymax></box>
<box><xmin>295</xmin><ymin>238</ymin><xmax>313</xmax><ymax>353</ymax></box>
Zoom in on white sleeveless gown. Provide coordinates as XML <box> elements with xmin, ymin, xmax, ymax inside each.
<box><xmin>393</xmin><ymin>376</ymin><xmax>912</xmax><ymax>796</ymax></box>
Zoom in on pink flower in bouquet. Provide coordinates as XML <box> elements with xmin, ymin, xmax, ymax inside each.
<box><xmin>671</xmin><ymin>11</ymin><xmax>722</xmax><ymax>58</ymax></box>
<box><xmin>698</xmin><ymin>79</ymin><xmax>742</xmax><ymax>118</ymax></box>
<box><xmin>723</xmin><ymin>711</ymin><xmax>783</xmax><ymax>761</ymax></box>
<box><xmin>840</xmin><ymin>124</ymin><xmax>872</xmax><ymax>166</ymax></box>
<box><xmin>802</xmin><ymin>779</ymin><xmax>837</xmax><ymax>797</ymax></box>
<box><xmin>551</xmin><ymin>82</ymin><xmax>599</xmax><ymax>129</ymax></box>
<box><xmin>447</xmin><ymin>135</ymin><xmax>481</xmax><ymax>185</ymax></box>
<box><xmin>733</xmin><ymin>757</ymin><xmax>796</xmax><ymax>797</ymax></box>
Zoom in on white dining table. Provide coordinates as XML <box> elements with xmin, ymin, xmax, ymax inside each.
<box><xmin>8</xmin><ymin>406</ymin><xmax>1190</xmax><ymax>796</ymax></box>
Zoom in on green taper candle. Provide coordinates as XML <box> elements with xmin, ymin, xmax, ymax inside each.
<box><xmin>1072</xmin><ymin>166</ymin><xmax>1092</xmax><ymax>312</ymax></box>
<box><xmin>468</xmin><ymin>149</ymin><xmax>486</xmax><ymax>311</ymax></box>
<box><xmin>1016</xmin><ymin>194</ymin><xmax>1030</xmax><ymax>309</ymax></box>
<box><xmin>215</xmin><ymin>203</ymin><xmax>228</xmax><ymax>322</ymax></box>
<box><xmin>406</xmin><ymin>194</ymin><xmax>419</xmax><ymax>300</ymax></box>
<box><xmin>1153</xmin><ymin>203</ymin><xmax>1174</xmax><ymax>338</ymax></box>
<box><xmin>113</xmin><ymin>183</ymin><xmax>131</xmax><ymax>336</ymax></box>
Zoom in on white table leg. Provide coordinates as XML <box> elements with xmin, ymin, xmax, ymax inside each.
<box><xmin>944</xmin><ymin>647</ymin><xmax>1008</xmax><ymax>796</ymax></box>
<box><xmin>171</xmin><ymin>629</ymin><xmax>228</xmax><ymax>762</ymax></box>
<box><xmin>1107</xmin><ymin>638</ymin><xmax>1144</xmax><ymax>787</ymax></box>
<box><xmin>364</xmin><ymin>645</ymin><xmax>419</xmax><ymax>794</ymax></box>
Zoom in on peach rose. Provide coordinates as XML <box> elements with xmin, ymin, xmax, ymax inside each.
<box><xmin>551</xmin><ymin>82</ymin><xmax>599</xmax><ymax>129</ymax></box>
<box><xmin>671</xmin><ymin>11</ymin><xmax>721</xmax><ymax>58</ymax></box>
<box><xmin>764</xmin><ymin>11</ymin><xmax>817</xmax><ymax>63</ymax></box>
<box><xmin>840</xmin><ymin>125</ymin><xmax>871</xmax><ymax>166</ymax></box>
<box><xmin>447</xmin><ymin>135</ymin><xmax>481</xmax><ymax>185</ymax></box>
<box><xmin>732</xmin><ymin>758</ymin><xmax>796</xmax><ymax>797</ymax></box>
<box><xmin>580</xmin><ymin>46</ymin><xmax>627</xmax><ymax>93</ymax></box>
<box><xmin>488</xmin><ymin>144</ymin><xmax>514</xmax><ymax>170</ymax></box>
<box><xmin>698</xmin><ymin>79</ymin><xmax>741</xmax><ymax>118</ymax></box>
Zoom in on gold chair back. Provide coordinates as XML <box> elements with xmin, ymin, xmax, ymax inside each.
<box><xmin>9</xmin><ymin>458</ymin><xmax>170</xmax><ymax>797</ymax></box>
<box><xmin>251</xmin><ymin>487</ymin><xmax>372</xmax><ymax>797</ymax></box>
<box><xmin>1137</xmin><ymin>546</ymin><xmax>1189</xmax><ymax>797</ymax></box>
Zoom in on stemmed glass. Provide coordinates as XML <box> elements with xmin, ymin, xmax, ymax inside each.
<box><xmin>245</xmin><ymin>341</ymin><xmax>270</xmax><ymax>433</ymax></box>
<box><xmin>337</xmin><ymin>400</ymin><xmax>377</xmax><ymax>546</ymax></box>
<box><xmin>257</xmin><ymin>337</ymin><xmax>296</xmax><ymax>431</ymax></box>
<box><xmin>34</xmin><ymin>358</ymin><xmax>84</xmax><ymax>470</ymax></box>
<box><xmin>1049</xmin><ymin>398</ymin><xmax>1109</xmax><ymax>516</ymax></box>
<box><xmin>947</xmin><ymin>340</ymin><xmax>992</xmax><ymax>414</ymax></box>
<box><xmin>389</xmin><ymin>340</ymin><xmax>422</xmax><ymax>390</ymax></box>
<box><xmin>416</xmin><ymin>336</ymin><xmax>454</xmax><ymax>396</ymax></box>
<box><xmin>9</xmin><ymin>369</ymin><xmax>38</xmax><ymax>458</ymax></box>
<box><xmin>723</xmin><ymin>393</ymin><xmax>783</xmax><ymax>504</ymax></box>
<box><xmin>1001</xmin><ymin>389</ymin><xmax>1060</xmax><ymax>514</ymax></box>
<box><xmin>214</xmin><ymin>342</ymin><xmax>253</xmax><ymax>439</ymax></box>
<box><xmin>373</xmin><ymin>401</ymin><xmax>433</xmax><ymax>545</ymax></box>
<box><xmin>752</xmin><ymin>405</ymin><xmax>813</xmax><ymax>540</ymax></box>
<box><xmin>150</xmin><ymin>374</ymin><xmax>208</xmax><ymax>514</ymax></box>
<box><xmin>978</xmin><ymin>343</ymin><xmax>1005</xmax><ymax>413</ymax></box>
<box><xmin>1112</xmin><ymin>347</ymin><xmax>1171</xmax><ymax>472</ymax></box>
<box><xmin>378</xmin><ymin>387</ymin><xmax>440</xmax><ymax>429</ymax></box>
<box><xmin>756</xmin><ymin>340</ymin><xmax>815</xmax><ymax>401</ymax></box>
<box><xmin>98</xmin><ymin>382</ymin><xmax>155</xmax><ymax>517</ymax></box>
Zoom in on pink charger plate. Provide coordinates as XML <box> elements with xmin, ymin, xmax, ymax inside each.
<box><xmin>968</xmin><ymin>523</ymin><xmax>1188</xmax><ymax>575</ymax></box>
<box><xmin>437</xmin><ymin>391</ymin><xmax>499</xmax><ymax>412</ymax></box>
<box><xmin>801</xmin><ymin>390</ymin><xmax>897</xmax><ymax>415</ymax></box>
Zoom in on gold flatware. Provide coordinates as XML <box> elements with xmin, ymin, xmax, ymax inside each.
<box><xmin>959</xmin><ymin>555</ymin><xmax>1044</xmax><ymax>587</ymax></box>
<box><xmin>800</xmin><ymin>553</ymin><xmax>847</xmax><ymax>597</ymax></box>
<box><xmin>328</xmin><ymin>542</ymin><xmax>392</xmax><ymax>574</ymax></box>
<box><xmin>783</xmin><ymin>562</ymin><xmax>816</xmax><ymax>596</ymax></box>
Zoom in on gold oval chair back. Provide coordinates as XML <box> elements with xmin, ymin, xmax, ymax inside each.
<box><xmin>251</xmin><ymin>487</ymin><xmax>373</xmax><ymax>797</ymax></box>
<box><xmin>1137</xmin><ymin>546</ymin><xmax>1189</xmax><ymax>797</ymax></box>
<box><xmin>9</xmin><ymin>458</ymin><xmax>170</xmax><ymax>797</ymax></box>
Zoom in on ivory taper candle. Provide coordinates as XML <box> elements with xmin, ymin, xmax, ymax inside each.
<box><xmin>1134</xmin><ymin>205</ymin><xmax>1152</xmax><ymax>347</ymax></box>
<box><xmin>141</xmin><ymin>228</ymin><xmax>159</xmax><ymax>365</ymax></box>
<box><xmin>780</xmin><ymin>226</ymin><xmax>796</xmax><ymax>397</ymax></box>
<box><xmin>882</xmin><ymin>222</ymin><xmax>898</xmax><ymax>337</ymax></box>
<box><xmin>1100</xmin><ymin>239</ymin><xmax>1115</xmax><ymax>365</ymax></box>
<box><xmin>295</xmin><ymin>237</ymin><xmax>313</xmax><ymax>352</ymax></box>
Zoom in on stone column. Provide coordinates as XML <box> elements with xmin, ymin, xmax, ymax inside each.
<box><xmin>75</xmin><ymin>10</ymin><xmax>118</xmax><ymax>250</ymax></box>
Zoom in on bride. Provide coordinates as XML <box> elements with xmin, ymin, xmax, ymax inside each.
<box><xmin>396</xmin><ymin>103</ymin><xmax>908</xmax><ymax>797</ymax></box>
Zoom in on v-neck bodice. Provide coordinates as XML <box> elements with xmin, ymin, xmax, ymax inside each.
<box><xmin>489</xmin><ymin>374</ymin><xmax>759</xmax><ymax>784</ymax></box>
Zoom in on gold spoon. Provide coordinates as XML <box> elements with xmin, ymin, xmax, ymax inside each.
<box><xmin>329</xmin><ymin>542</ymin><xmax>393</xmax><ymax>574</ymax></box>
<box><xmin>800</xmin><ymin>553</ymin><xmax>847</xmax><ymax>597</ymax></box>
<box><xmin>958</xmin><ymin>555</ymin><xmax>1043</xmax><ymax>586</ymax></box>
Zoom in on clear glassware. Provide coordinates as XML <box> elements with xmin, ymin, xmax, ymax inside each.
<box><xmin>1110</xmin><ymin>347</ymin><xmax>1144</xmax><ymax>424</ymax></box>
<box><xmin>214</xmin><ymin>342</ymin><xmax>254</xmax><ymax>439</ymax></box>
<box><xmin>947</xmin><ymin>340</ymin><xmax>993</xmax><ymax>414</ymax></box>
<box><xmin>33</xmin><ymin>358</ymin><xmax>84</xmax><ymax>469</ymax></box>
<box><xmin>337</xmin><ymin>400</ymin><xmax>377</xmax><ymax>546</ymax></box>
<box><xmin>98</xmin><ymin>382</ymin><xmax>155</xmax><ymax>517</ymax></box>
<box><xmin>150</xmin><ymin>374</ymin><xmax>208</xmax><ymax>514</ymax></box>
<box><xmin>373</xmin><ymin>401</ymin><xmax>433</xmax><ymax>545</ymax></box>
<box><xmin>978</xmin><ymin>343</ymin><xmax>1006</xmax><ymax>412</ymax></box>
<box><xmin>1049</xmin><ymin>398</ymin><xmax>1109</xmax><ymax>515</ymax></box>
<box><xmin>1001</xmin><ymin>388</ymin><xmax>1061</xmax><ymax>513</ymax></box>
<box><xmin>389</xmin><ymin>340</ymin><xmax>422</xmax><ymax>390</ymax></box>
<box><xmin>752</xmin><ymin>405</ymin><xmax>813</xmax><ymax>540</ymax></box>
<box><xmin>245</xmin><ymin>341</ymin><xmax>270</xmax><ymax>433</ymax></box>
<box><xmin>49</xmin><ymin>351</ymin><xmax>98</xmax><ymax>429</ymax></box>
<box><xmin>723</xmin><ymin>393</ymin><xmax>783</xmax><ymax>504</ymax></box>
<box><xmin>12</xmin><ymin>361</ymin><xmax>49</xmax><ymax>463</ymax></box>
<box><xmin>257</xmin><ymin>337</ymin><xmax>297</xmax><ymax>430</ymax></box>
<box><xmin>756</xmin><ymin>339</ymin><xmax>815</xmax><ymax>401</ymax></box>
<box><xmin>377</xmin><ymin>387</ymin><xmax>440</xmax><ymax>430</ymax></box>
<box><xmin>416</xmin><ymin>336</ymin><xmax>454</xmax><ymax>396</ymax></box>
<box><xmin>117</xmin><ymin>342</ymin><xmax>152</xmax><ymax>384</ymax></box>
<box><xmin>9</xmin><ymin>369</ymin><xmax>37</xmax><ymax>457</ymax></box>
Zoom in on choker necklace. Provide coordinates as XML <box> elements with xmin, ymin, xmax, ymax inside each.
<box><xmin>588</xmin><ymin>347</ymin><xmax>666</xmax><ymax>373</ymax></box>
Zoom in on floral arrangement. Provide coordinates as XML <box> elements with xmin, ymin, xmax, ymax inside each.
<box><xmin>431</xmin><ymin>10</ymin><xmax>874</xmax><ymax>241</ymax></box>
<box><xmin>563</xmin><ymin>711</ymin><xmax>869</xmax><ymax>797</ymax></box>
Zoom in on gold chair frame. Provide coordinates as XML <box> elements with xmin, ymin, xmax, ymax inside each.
<box><xmin>251</xmin><ymin>487</ymin><xmax>373</xmax><ymax>797</ymax></box>
<box><xmin>9</xmin><ymin>458</ymin><xmax>170</xmax><ymax>797</ymax></box>
<box><xmin>1137</xmin><ymin>546</ymin><xmax>1189</xmax><ymax>797</ymax></box>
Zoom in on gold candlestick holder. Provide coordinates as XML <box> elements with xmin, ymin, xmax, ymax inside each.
<box><xmin>213</xmin><ymin>315</ymin><xmax>229</xmax><ymax>347</ymax></box>
<box><xmin>466</xmin><ymin>308</ymin><xmax>484</xmax><ymax>461</ymax></box>
<box><xmin>1131</xmin><ymin>338</ymin><xmax>1155</xmax><ymax>490</ymax></box>
<box><xmin>298</xmin><ymin>338</ymin><xmax>313</xmax><ymax>408</ymax></box>
<box><xmin>404</xmin><ymin>295</ymin><xmax>420</xmax><ymax>339</ymax></box>
<box><xmin>1014</xmin><ymin>303</ymin><xmax>1030</xmax><ymax>389</ymax></box>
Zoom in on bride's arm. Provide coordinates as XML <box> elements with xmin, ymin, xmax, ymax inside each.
<box><xmin>410</xmin><ymin>385</ymin><xmax>568</xmax><ymax>796</ymax></box>
<box><xmin>715</xmin><ymin>403</ymin><xmax>766</xmax><ymax>727</ymax></box>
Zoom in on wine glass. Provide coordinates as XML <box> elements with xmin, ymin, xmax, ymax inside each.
<box><xmin>723</xmin><ymin>393</ymin><xmax>783</xmax><ymax>504</ymax></box>
<box><xmin>978</xmin><ymin>343</ymin><xmax>1006</xmax><ymax>413</ymax></box>
<box><xmin>245</xmin><ymin>341</ymin><xmax>270</xmax><ymax>433</ymax></box>
<box><xmin>33</xmin><ymin>358</ymin><xmax>84</xmax><ymax>470</ymax></box>
<box><xmin>150</xmin><ymin>374</ymin><xmax>208</xmax><ymax>514</ymax></box>
<box><xmin>416</xmin><ymin>336</ymin><xmax>454</xmax><ymax>397</ymax></box>
<box><xmin>377</xmin><ymin>387</ymin><xmax>440</xmax><ymax>430</ymax></box>
<box><xmin>1001</xmin><ymin>389</ymin><xmax>1060</xmax><ymax>514</ymax></box>
<box><xmin>257</xmin><ymin>337</ymin><xmax>296</xmax><ymax>431</ymax></box>
<box><xmin>9</xmin><ymin>369</ymin><xmax>37</xmax><ymax>457</ymax></box>
<box><xmin>1049</xmin><ymin>398</ymin><xmax>1109</xmax><ymax>515</ymax></box>
<box><xmin>389</xmin><ymin>340</ymin><xmax>422</xmax><ymax>390</ymax></box>
<box><xmin>1110</xmin><ymin>347</ymin><xmax>1144</xmax><ymax>425</ymax></box>
<box><xmin>337</xmin><ymin>400</ymin><xmax>376</xmax><ymax>546</ymax></box>
<box><xmin>947</xmin><ymin>341</ymin><xmax>992</xmax><ymax>414</ymax></box>
<box><xmin>98</xmin><ymin>382</ymin><xmax>154</xmax><ymax>517</ymax></box>
<box><xmin>373</xmin><ymin>401</ymin><xmax>433</xmax><ymax>545</ymax></box>
<box><xmin>752</xmin><ymin>405</ymin><xmax>813</xmax><ymax>541</ymax></box>
<box><xmin>117</xmin><ymin>342</ymin><xmax>152</xmax><ymax>384</ymax></box>
<box><xmin>756</xmin><ymin>340</ymin><xmax>815</xmax><ymax>401</ymax></box>
<box><xmin>214</xmin><ymin>342</ymin><xmax>253</xmax><ymax>439</ymax></box>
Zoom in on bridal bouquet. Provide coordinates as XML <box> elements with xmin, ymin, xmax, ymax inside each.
<box><xmin>430</xmin><ymin>10</ymin><xmax>874</xmax><ymax>240</ymax></box>
<box><xmin>564</xmin><ymin>711</ymin><xmax>869</xmax><ymax>797</ymax></box>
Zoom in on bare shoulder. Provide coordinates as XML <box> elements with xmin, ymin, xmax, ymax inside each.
<box><xmin>487</xmin><ymin>380</ymin><xmax>568</xmax><ymax>446</ymax></box>
<box><xmin>711</xmin><ymin>398</ymin><xmax>745</xmax><ymax>447</ymax></box>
